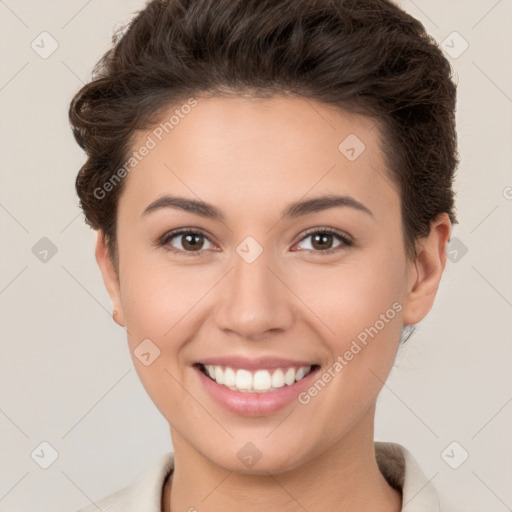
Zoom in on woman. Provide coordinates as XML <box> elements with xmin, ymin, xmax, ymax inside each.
<box><xmin>69</xmin><ymin>0</ymin><xmax>458</xmax><ymax>510</ymax></box>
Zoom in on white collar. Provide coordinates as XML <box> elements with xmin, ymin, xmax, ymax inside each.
<box><xmin>375</xmin><ymin>441</ymin><xmax>440</xmax><ymax>511</ymax></box>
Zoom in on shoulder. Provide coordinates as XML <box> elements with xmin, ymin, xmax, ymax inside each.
<box><xmin>71</xmin><ymin>452</ymin><xmax>174</xmax><ymax>512</ymax></box>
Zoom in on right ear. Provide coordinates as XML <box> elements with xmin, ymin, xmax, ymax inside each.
<box><xmin>95</xmin><ymin>230</ymin><xmax>125</xmax><ymax>327</ymax></box>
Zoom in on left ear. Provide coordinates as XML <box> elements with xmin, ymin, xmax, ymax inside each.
<box><xmin>95</xmin><ymin>229</ymin><xmax>126</xmax><ymax>327</ymax></box>
<box><xmin>402</xmin><ymin>213</ymin><xmax>452</xmax><ymax>325</ymax></box>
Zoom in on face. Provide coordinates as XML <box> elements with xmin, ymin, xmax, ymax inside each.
<box><xmin>97</xmin><ymin>95</ymin><xmax>449</xmax><ymax>474</ymax></box>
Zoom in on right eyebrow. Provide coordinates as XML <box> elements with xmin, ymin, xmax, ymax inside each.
<box><xmin>142</xmin><ymin>195</ymin><xmax>225</xmax><ymax>221</ymax></box>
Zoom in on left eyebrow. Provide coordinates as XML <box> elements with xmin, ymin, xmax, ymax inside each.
<box><xmin>282</xmin><ymin>194</ymin><xmax>373</xmax><ymax>219</ymax></box>
<box><xmin>141</xmin><ymin>193</ymin><xmax>373</xmax><ymax>220</ymax></box>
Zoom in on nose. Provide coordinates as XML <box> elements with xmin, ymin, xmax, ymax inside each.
<box><xmin>213</xmin><ymin>242</ymin><xmax>295</xmax><ymax>341</ymax></box>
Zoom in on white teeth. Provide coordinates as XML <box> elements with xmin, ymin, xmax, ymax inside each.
<box><xmin>271</xmin><ymin>368</ymin><xmax>285</xmax><ymax>389</ymax></box>
<box><xmin>253</xmin><ymin>370</ymin><xmax>272</xmax><ymax>391</ymax></box>
<box><xmin>214</xmin><ymin>366</ymin><xmax>224</xmax><ymax>385</ymax></box>
<box><xmin>295</xmin><ymin>367</ymin><xmax>307</xmax><ymax>381</ymax></box>
<box><xmin>284</xmin><ymin>368</ymin><xmax>295</xmax><ymax>385</ymax></box>
<box><xmin>235</xmin><ymin>369</ymin><xmax>252</xmax><ymax>390</ymax></box>
<box><xmin>223</xmin><ymin>367</ymin><xmax>236</xmax><ymax>387</ymax></box>
<box><xmin>202</xmin><ymin>364</ymin><xmax>313</xmax><ymax>393</ymax></box>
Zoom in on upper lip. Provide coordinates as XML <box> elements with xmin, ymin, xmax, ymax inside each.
<box><xmin>196</xmin><ymin>356</ymin><xmax>319</xmax><ymax>371</ymax></box>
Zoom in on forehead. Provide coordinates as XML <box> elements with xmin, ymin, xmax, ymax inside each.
<box><xmin>119</xmin><ymin>95</ymin><xmax>399</xmax><ymax>222</ymax></box>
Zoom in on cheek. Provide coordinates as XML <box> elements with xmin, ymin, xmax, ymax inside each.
<box><xmin>120</xmin><ymin>255</ymin><xmax>211</xmax><ymax>342</ymax></box>
<box><xmin>294</xmin><ymin>252</ymin><xmax>406</xmax><ymax>344</ymax></box>
<box><xmin>118</xmin><ymin>261</ymin><xmax>201</xmax><ymax>418</ymax></box>
<box><xmin>291</xmin><ymin>258</ymin><xmax>405</xmax><ymax>427</ymax></box>
<box><xmin>118</xmin><ymin>257</ymin><xmax>217</xmax><ymax>405</ymax></box>
<box><xmin>293</xmin><ymin>252</ymin><xmax>405</xmax><ymax>401</ymax></box>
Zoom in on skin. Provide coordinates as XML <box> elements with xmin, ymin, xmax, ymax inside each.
<box><xmin>95</xmin><ymin>95</ymin><xmax>451</xmax><ymax>512</ymax></box>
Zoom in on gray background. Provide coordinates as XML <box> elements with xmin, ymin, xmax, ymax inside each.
<box><xmin>0</xmin><ymin>0</ymin><xmax>511</xmax><ymax>510</ymax></box>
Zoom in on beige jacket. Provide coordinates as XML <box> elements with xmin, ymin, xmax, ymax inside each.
<box><xmin>74</xmin><ymin>441</ymin><xmax>440</xmax><ymax>511</ymax></box>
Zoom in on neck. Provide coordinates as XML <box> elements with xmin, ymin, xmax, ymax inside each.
<box><xmin>162</xmin><ymin>404</ymin><xmax>402</xmax><ymax>512</ymax></box>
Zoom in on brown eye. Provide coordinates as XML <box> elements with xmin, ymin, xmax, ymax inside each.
<box><xmin>294</xmin><ymin>229</ymin><xmax>352</xmax><ymax>254</ymax></box>
<box><xmin>160</xmin><ymin>229</ymin><xmax>215</xmax><ymax>255</ymax></box>
<box><xmin>180</xmin><ymin>232</ymin><xmax>205</xmax><ymax>251</ymax></box>
<box><xmin>311</xmin><ymin>232</ymin><xmax>335</xmax><ymax>250</ymax></box>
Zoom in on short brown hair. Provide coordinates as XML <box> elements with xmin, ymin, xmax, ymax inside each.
<box><xmin>69</xmin><ymin>0</ymin><xmax>459</xmax><ymax>271</ymax></box>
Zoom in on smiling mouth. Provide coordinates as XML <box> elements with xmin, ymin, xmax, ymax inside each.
<box><xmin>195</xmin><ymin>363</ymin><xmax>321</xmax><ymax>393</ymax></box>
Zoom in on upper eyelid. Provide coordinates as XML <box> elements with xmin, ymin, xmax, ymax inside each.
<box><xmin>298</xmin><ymin>227</ymin><xmax>352</xmax><ymax>243</ymax></box>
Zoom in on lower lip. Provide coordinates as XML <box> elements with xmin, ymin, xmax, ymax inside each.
<box><xmin>194</xmin><ymin>365</ymin><xmax>319</xmax><ymax>417</ymax></box>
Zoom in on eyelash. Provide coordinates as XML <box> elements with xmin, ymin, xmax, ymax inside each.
<box><xmin>157</xmin><ymin>227</ymin><xmax>353</xmax><ymax>257</ymax></box>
